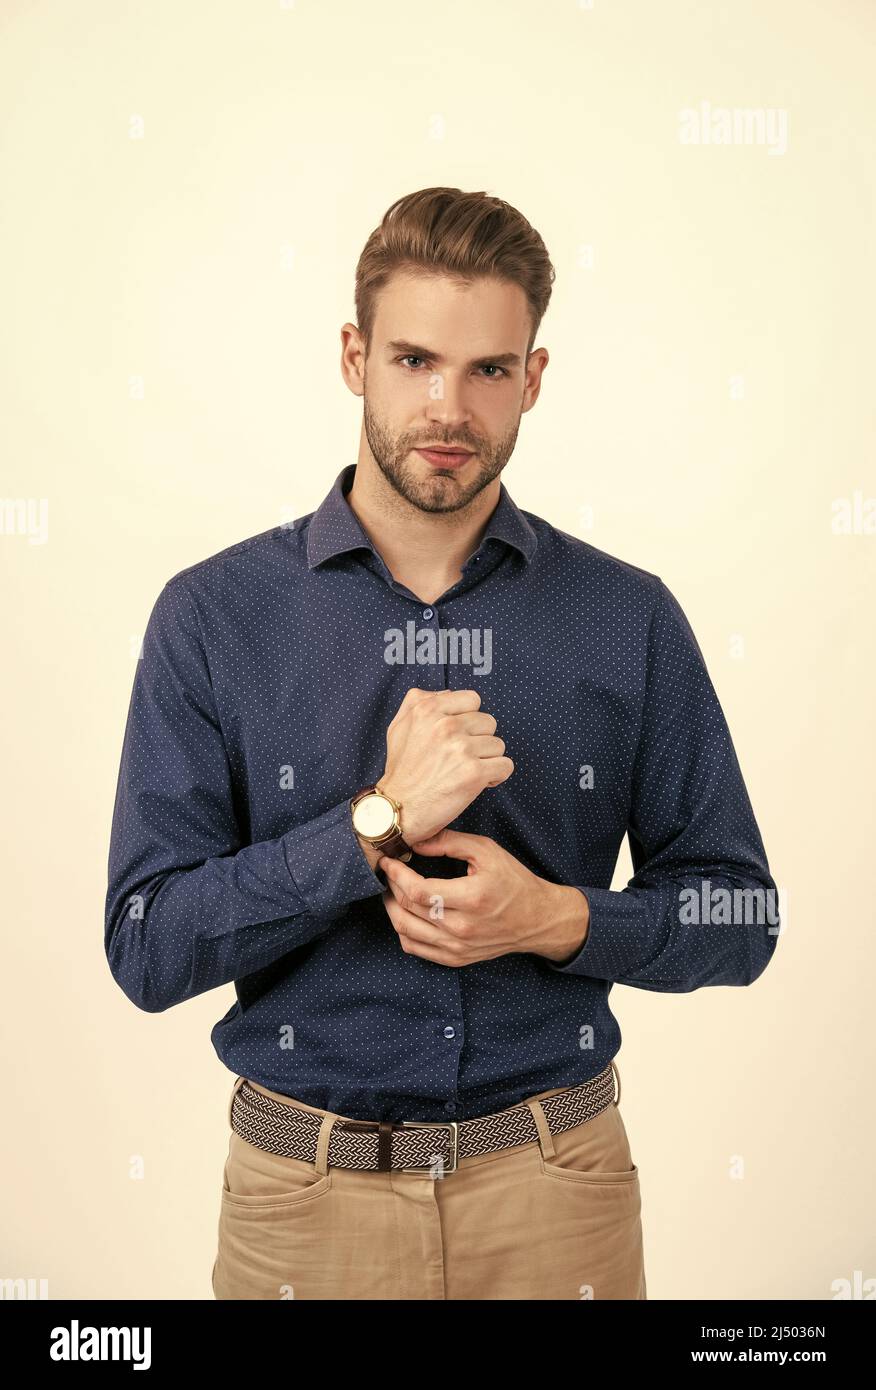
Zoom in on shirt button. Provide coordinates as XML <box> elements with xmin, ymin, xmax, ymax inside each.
<box><xmin>443</xmin><ymin>1025</ymin><xmax>456</xmax><ymax>1040</ymax></box>
<box><xmin>423</xmin><ymin>607</ymin><xmax>433</xmax><ymax>619</ymax></box>
<box><xmin>444</xmin><ymin>1100</ymin><xmax>457</xmax><ymax>1115</ymax></box>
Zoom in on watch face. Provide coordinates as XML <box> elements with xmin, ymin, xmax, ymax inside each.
<box><xmin>352</xmin><ymin>793</ymin><xmax>395</xmax><ymax>839</ymax></box>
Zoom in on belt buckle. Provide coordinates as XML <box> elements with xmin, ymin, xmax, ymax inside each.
<box><xmin>400</xmin><ymin>1120</ymin><xmax>459</xmax><ymax>1174</ymax></box>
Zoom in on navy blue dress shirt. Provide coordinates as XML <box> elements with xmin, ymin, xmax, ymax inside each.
<box><xmin>105</xmin><ymin>463</ymin><xmax>779</xmax><ymax>1121</ymax></box>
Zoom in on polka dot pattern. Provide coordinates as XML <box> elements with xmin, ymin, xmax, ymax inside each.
<box><xmin>105</xmin><ymin>464</ymin><xmax>778</xmax><ymax>1122</ymax></box>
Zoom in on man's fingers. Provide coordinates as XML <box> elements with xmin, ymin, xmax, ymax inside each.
<box><xmin>379</xmin><ymin>854</ymin><xmax>474</xmax><ymax>918</ymax></box>
<box><xmin>397</xmin><ymin>687</ymin><xmax>483</xmax><ymax>717</ymax></box>
<box><xmin>406</xmin><ymin>828</ymin><xmax>489</xmax><ymax>862</ymax></box>
<box><xmin>382</xmin><ymin>891</ymin><xmax>466</xmax><ymax>956</ymax></box>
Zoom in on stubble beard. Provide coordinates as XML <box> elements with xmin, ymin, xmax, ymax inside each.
<box><xmin>362</xmin><ymin>390</ymin><xmax>521</xmax><ymax>515</ymax></box>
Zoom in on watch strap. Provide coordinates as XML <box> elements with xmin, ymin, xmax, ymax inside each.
<box><xmin>376</xmin><ymin>828</ymin><xmax>413</xmax><ymax>862</ymax></box>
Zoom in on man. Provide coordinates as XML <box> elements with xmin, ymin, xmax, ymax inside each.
<box><xmin>105</xmin><ymin>186</ymin><xmax>779</xmax><ymax>1301</ymax></box>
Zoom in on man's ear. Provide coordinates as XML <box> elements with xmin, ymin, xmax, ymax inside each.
<box><xmin>522</xmin><ymin>346</ymin><xmax>549</xmax><ymax>413</ymax></box>
<box><xmin>340</xmin><ymin>323</ymin><xmax>366</xmax><ymax>397</ymax></box>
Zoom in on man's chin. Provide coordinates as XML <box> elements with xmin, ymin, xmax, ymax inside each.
<box><xmin>375</xmin><ymin>452</ymin><xmax>497</xmax><ymax>513</ymax></box>
<box><xmin>412</xmin><ymin>481</ymin><xmax>491</xmax><ymax>515</ymax></box>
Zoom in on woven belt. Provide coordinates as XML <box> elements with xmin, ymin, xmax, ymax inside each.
<box><xmin>230</xmin><ymin>1064</ymin><xmax>617</xmax><ymax>1175</ymax></box>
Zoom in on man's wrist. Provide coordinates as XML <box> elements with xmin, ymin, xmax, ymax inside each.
<box><xmin>538</xmin><ymin>884</ymin><xmax>590</xmax><ymax>964</ymax></box>
<box><xmin>376</xmin><ymin>778</ymin><xmax>426</xmax><ymax>845</ymax></box>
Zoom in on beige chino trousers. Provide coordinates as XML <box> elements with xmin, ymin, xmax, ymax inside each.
<box><xmin>212</xmin><ymin>1062</ymin><xmax>646</xmax><ymax>1300</ymax></box>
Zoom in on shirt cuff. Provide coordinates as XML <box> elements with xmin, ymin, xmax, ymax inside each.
<box><xmin>546</xmin><ymin>886</ymin><xmax>651</xmax><ymax>978</ymax></box>
<box><xmin>282</xmin><ymin>798</ymin><xmax>387</xmax><ymax>920</ymax></box>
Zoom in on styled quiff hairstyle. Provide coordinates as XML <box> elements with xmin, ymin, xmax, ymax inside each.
<box><xmin>354</xmin><ymin>187</ymin><xmax>555</xmax><ymax>359</ymax></box>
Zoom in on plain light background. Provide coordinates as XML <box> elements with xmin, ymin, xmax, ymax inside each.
<box><xmin>2</xmin><ymin>0</ymin><xmax>873</xmax><ymax>1300</ymax></box>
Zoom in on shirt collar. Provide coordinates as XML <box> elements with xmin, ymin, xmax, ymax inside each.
<box><xmin>306</xmin><ymin>463</ymin><xmax>538</xmax><ymax>570</ymax></box>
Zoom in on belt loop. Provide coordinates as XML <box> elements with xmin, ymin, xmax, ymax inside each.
<box><xmin>227</xmin><ymin>1075</ymin><xmax>247</xmax><ymax>1128</ymax></box>
<box><xmin>611</xmin><ymin>1060</ymin><xmax>621</xmax><ymax>1108</ymax></box>
<box><xmin>525</xmin><ymin>1097</ymin><xmax>557</xmax><ymax>1161</ymax></box>
<box><xmin>314</xmin><ymin>1112</ymin><xmax>338</xmax><ymax>1175</ymax></box>
<box><xmin>377</xmin><ymin>1120</ymin><xmax>393</xmax><ymax>1172</ymax></box>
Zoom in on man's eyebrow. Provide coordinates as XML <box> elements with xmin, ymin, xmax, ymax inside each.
<box><xmin>386</xmin><ymin>339</ymin><xmax>523</xmax><ymax>369</ymax></box>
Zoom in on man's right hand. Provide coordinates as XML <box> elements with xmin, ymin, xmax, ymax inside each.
<box><xmin>378</xmin><ymin>687</ymin><xmax>514</xmax><ymax>846</ymax></box>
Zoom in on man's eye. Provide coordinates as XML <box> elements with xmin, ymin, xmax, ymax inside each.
<box><xmin>397</xmin><ymin>357</ymin><xmax>507</xmax><ymax>378</ymax></box>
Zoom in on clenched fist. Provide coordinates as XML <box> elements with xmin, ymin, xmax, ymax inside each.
<box><xmin>379</xmin><ymin>687</ymin><xmax>514</xmax><ymax>844</ymax></box>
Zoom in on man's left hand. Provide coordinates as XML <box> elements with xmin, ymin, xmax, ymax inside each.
<box><xmin>379</xmin><ymin>829</ymin><xmax>589</xmax><ymax>967</ymax></box>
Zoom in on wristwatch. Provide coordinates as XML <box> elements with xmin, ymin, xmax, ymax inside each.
<box><xmin>350</xmin><ymin>783</ymin><xmax>413</xmax><ymax>862</ymax></box>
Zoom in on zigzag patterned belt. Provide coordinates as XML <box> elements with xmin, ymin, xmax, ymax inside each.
<box><xmin>230</xmin><ymin>1064</ymin><xmax>617</xmax><ymax>1175</ymax></box>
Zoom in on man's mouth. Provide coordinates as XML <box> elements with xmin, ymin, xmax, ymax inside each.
<box><xmin>414</xmin><ymin>446</ymin><xmax>475</xmax><ymax>469</ymax></box>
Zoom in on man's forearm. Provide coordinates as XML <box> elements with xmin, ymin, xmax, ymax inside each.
<box><xmin>536</xmin><ymin>884</ymin><xmax>590</xmax><ymax>964</ymax></box>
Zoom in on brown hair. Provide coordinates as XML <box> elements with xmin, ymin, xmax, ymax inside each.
<box><xmin>354</xmin><ymin>186</ymin><xmax>555</xmax><ymax>358</ymax></box>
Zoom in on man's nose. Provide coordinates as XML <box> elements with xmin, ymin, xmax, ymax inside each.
<box><xmin>422</xmin><ymin>373</ymin><xmax>473</xmax><ymax>432</ymax></box>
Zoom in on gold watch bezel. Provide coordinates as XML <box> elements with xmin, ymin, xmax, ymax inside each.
<box><xmin>351</xmin><ymin>786</ymin><xmax>402</xmax><ymax>844</ymax></box>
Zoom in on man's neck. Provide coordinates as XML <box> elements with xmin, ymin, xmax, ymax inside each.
<box><xmin>345</xmin><ymin>458</ymin><xmax>500</xmax><ymax>605</ymax></box>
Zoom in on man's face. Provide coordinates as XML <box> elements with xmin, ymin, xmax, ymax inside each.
<box><xmin>356</xmin><ymin>271</ymin><xmax>544</xmax><ymax>514</ymax></box>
